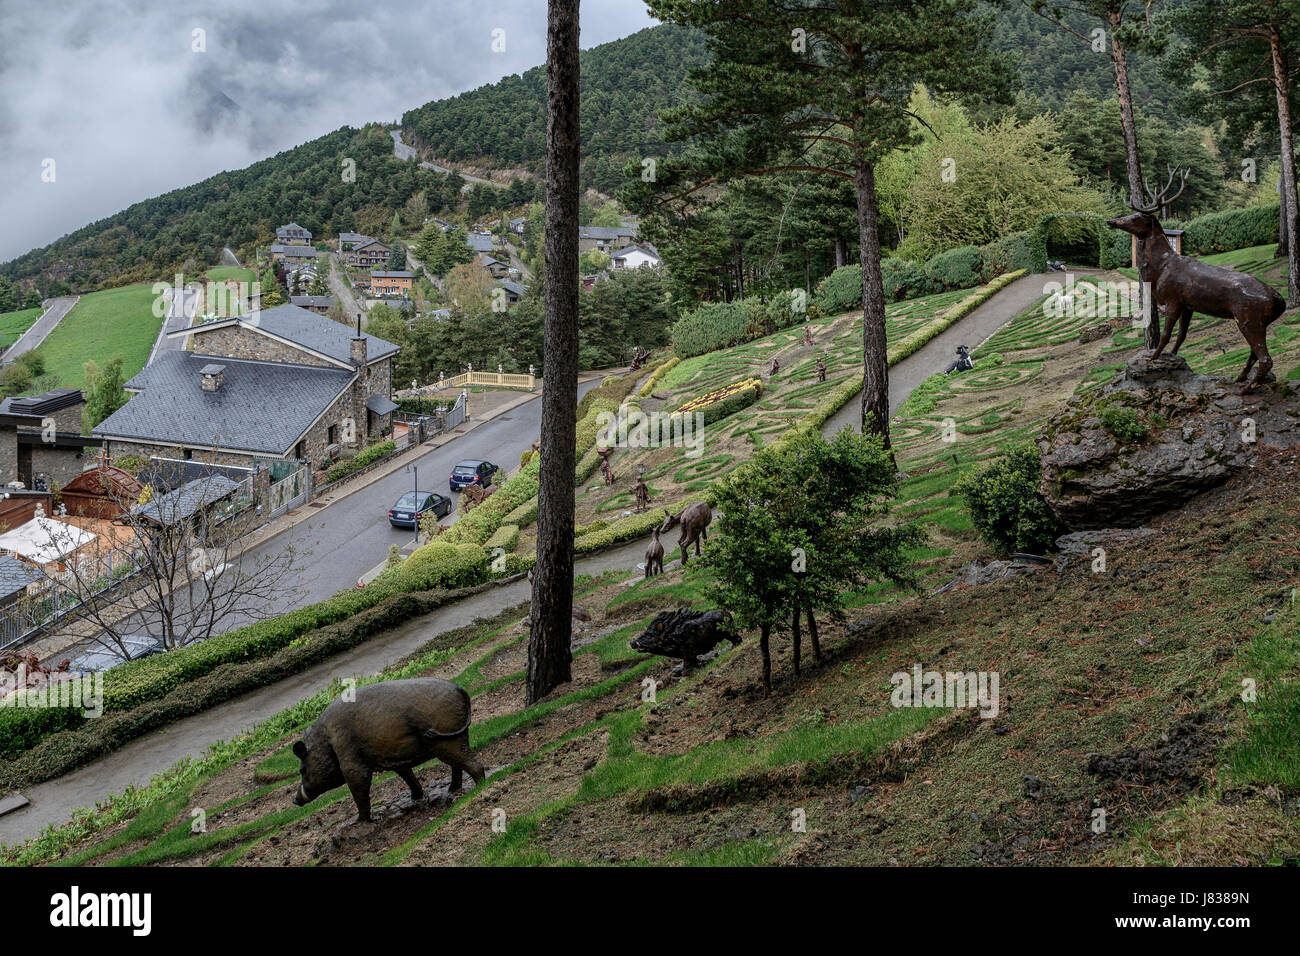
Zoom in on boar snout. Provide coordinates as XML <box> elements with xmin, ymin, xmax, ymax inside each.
<box><xmin>293</xmin><ymin>783</ymin><xmax>309</xmax><ymax>807</ymax></box>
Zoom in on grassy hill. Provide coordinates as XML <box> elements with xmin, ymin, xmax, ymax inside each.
<box><xmin>8</xmin><ymin>246</ymin><xmax>1298</xmax><ymax>867</ymax></box>
<box><xmin>30</xmin><ymin>284</ymin><xmax>161</xmax><ymax>390</ymax></box>
<box><xmin>0</xmin><ymin>307</ymin><xmax>42</xmax><ymax>351</ymax></box>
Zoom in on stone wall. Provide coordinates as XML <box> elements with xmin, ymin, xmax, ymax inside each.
<box><xmin>191</xmin><ymin>325</ymin><xmax>334</xmax><ymax>368</ymax></box>
<box><xmin>32</xmin><ymin>446</ymin><xmax>89</xmax><ymax>490</ymax></box>
<box><xmin>0</xmin><ymin>428</ymin><xmax>18</xmax><ymax>485</ymax></box>
<box><xmin>104</xmin><ymin>439</ymin><xmax>258</xmax><ymax>470</ymax></box>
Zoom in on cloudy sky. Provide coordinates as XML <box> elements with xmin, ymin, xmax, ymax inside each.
<box><xmin>0</xmin><ymin>0</ymin><xmax>657</xmax><ymax>262</ymax></box>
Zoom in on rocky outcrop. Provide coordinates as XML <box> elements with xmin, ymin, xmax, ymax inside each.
<box><xmin>1038</xmin><ymin>353</ymin><xmax>1300</xmax><ymax>529</ymax></box>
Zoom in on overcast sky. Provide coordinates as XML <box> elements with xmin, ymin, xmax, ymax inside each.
<box><xmin>0</xmin><ymin>0</ymin><xmax>657</xmax><ymax>262</ymax></box>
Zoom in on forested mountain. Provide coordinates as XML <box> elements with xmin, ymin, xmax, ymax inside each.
<box><xmin>0</xmin><ymin>14</ymin><xmax>1202</xmax><ymax>297</ymax></box>
<box><xmin>400</xmin><ymin>25</ymin><xmax>710</xmax><ymax>194</ymax></box>
<box><xmin>1</xmin><ymin>126</ymin><xmax>460</xmax><ymax>293</ymax></box>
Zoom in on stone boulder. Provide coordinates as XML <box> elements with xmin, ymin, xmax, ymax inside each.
<box><xmin>1038</xmin><ymin>353</ymin><xmax>1300</xmax><ymax>529</ymax></box>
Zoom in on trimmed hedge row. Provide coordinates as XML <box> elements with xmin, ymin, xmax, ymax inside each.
<box><xmin>485</xmin><ymin>523</ymin><xmax>520</xmax><ymax>553</ymax></box>
<box><xmin>440</xmin><ymin>455</ymin><xmax>540</xmax><ymax>546</ymax></box>
<box><xmin>669</xmin><ymin>294</ymin><xmax>809</xmax><ymax>359</ymax></box>
<box><xmin>393</xmin><ymin>542</ymin><xmax>491</xmax><ymax>592</ymax></box>
<box><xmin>321</xmin><ymin>439</ymin><xmax>397</xmax><ymax>484</ymax></box>
<box><xmin>0</xmin><ymin>587</ymin><xmax>471</xmax><ymax>791</ymax></box>
<box><xmin>638</xmin><ymin>356</ymin><xmax>680</xmax><ymax>396</ymax></box>
<box><xmin>573</xmin><ymin>491</ymin><xmax>710</xmax><ymax>554</ymax></box>
<box><xmin>0</xmin><ymin>575</ymin><xmax>412</xmax><ymax>758</ymax></box>
<box><xmin>672</xmin><ymin>379</ymin><xmax>762</xmax><ymax>428</ymax></box>
<box><xmin>1179</xmin><ymin>202</ymin><xmax>1279</xmax><ymax>255</ymax></box>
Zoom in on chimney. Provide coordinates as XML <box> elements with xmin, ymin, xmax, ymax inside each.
<box><xmin>200</xmin><ymin>363</ymin><xmax>225</xmax><ymax>392</ymax></box>
<box><xmin>351</xmin><ymin>315</ymin><xmax>367</xmax><ymax>368</ymax></box>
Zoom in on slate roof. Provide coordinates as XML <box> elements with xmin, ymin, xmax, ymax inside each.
<box><xmin>270</xmin><ymin>244</ymin><xmax>323</xmax><ymax>257</ymax></box>
<box><xmin>94</xmin><ymin>351</ymin><xmax>355</xmax><ymax>456</ymax></box>
<box><xmin>0</xmin><ymin>553</ymin><xmax>40</xmax><ymax>601</ymax></box>
<box><xmin>290</xmin><ymin>295</ymin><xmax>335</xmax><ymax>309</ymax></box>
<box><xmin>135</xmin><ymin>459</ymin><xmax>253</xmax><ymax>495</ymax></box>
<box><xmin>370</xmin><ymin>271</ymin><xmax>412</xmax><ymax>279</ymax></box>
<box><xmin>611</xmin><ymin>244</ymin><xmax>659</xmax><ymax>261</ymax></box>
<box><xmin>132</xmin><ymin>476</ymin><xmax>243</xmax><ymax>526</ymax></box>
<box><xmin>182</xmin><ymin>304</ymin><xmax>400</xmax><ymax>366</ymax></box>
<box><xmin>276</xmin><ymin>222</ymin><xmax>312</xmax><ymax>241</ymax></box>
<box><xmin>338</xmin><ymin>232</ymin><xmax>372</xmax><ymax>245</ymax></box>
<box><xmin>578</xmin><ymin>225</ymin><xmax>636</xmax><ymax>241</ymax></box>
<box><xmin>496</xmin><ymin>280</ymin><xmax>528</xmax><ymax>296</ymax></box>
<box><xmin>466</xmin><ymin>232</ymin><xmax>495</xmax><ymax>253</ymax></box>
<box><xmin>366</xmin><ymin>395</ymin><xmax>399</xmax><ymax>415</ymax></box>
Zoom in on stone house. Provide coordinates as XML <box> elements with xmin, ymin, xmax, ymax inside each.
<box><xmin>0</xmin><ymin>389</ymin><xmax>100</xmax><ymax>491</ymax></box>
<box><xmin>276</xmin><ymin>222</ymin><xmax>313</xmax><ymax>245</ymax></box>
<box><xmin>577</xmin><ymin>225</ymin><xmax>637</xmax><ymax>255</ymax></box>
<box><xmin>344</xmin><ymin>238</ymin><xmax>392</xmax><ymax>270</ymax></box>
<box><xmin>270</xmin><ymin>245</ymin><xmax>324</xmax><ymax>265</ymax></box>
<box><xmin>93</xmin><ymin>304</ymin><xmax>400</xmax><ymax>470</ymax></box>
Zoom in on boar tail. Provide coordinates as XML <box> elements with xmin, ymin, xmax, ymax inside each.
<box><xmin>422</xmin><ymin>686</ymin><xmax>473</xmax><ymax>739</ymax></box>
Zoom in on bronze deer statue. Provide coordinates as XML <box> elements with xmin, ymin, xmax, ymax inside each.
<box><xmin>661</xmin><ymin>502</ymin><xmax>712</xmax><ymax>565</ymax></box>
<box><xmin>644</xmin><ymin>526</ymin><xmax>664</xmax><ymax>579</ymax></box>
<box><xmin>1107</xmin><ymin>166</ymin><xmax>1286</xmax><ymax>393</ymax></box>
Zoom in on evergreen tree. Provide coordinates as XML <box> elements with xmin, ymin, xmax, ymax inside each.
<box><xmin>635</xmin><ymin>0</ymin><xmax>1013</xmax><ymax>446</ymax></box>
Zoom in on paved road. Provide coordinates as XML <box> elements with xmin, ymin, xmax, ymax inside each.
<box><xmin>822</xmin><ymin>272</ymin><xmax>1052</xmax><ymax>435</ymax></box>
<box><xmin>147</xmin><ymin>287</ymin><xmax>199</xmax><ymax>364</ymax></box>
<box><xmin>328</xmin><ymin>252</ymin><xmax>366</xmax><ymax>323</ymax></box>
<box><xmin>390</xmin><ymin>129</ymin><xmax>502</xmax><ymax>193</ymax></box>
<box><xmin>2</xmin><ymin>296</ymin><xmax>78</xmax><ymax>362</ymax></box>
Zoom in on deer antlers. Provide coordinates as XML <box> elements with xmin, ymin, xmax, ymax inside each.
<box><xmin>1131</xmin><ymin>165</ymin><xmax>1189</xmax><ymax>216</ymax></box>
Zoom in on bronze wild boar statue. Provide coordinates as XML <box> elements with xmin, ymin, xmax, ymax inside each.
<box><xmin>292</xmin><ymin>677</ymin><xmax>485</xmax><ymax>823</ymax></box>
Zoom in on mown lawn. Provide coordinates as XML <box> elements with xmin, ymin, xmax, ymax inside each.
<box><xmin>205</xmin><ymin>266</ymin><xmax>255</xmax><ymax>285</ymax></box>
<box><xmin>0</xmin><ymin>307</ymin><xmax>42</xmax><ymax>350</ymax></box>
<box><xmin>32</xmin><ymin>284</ymin><xmax>162</xmax><ymax>389</ymax></box>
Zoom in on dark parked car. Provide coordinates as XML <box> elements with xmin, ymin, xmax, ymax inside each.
<box><xmin>388</xmin><ymin>490</ymin><xmax>453</xmax><ymax>529</ymax></box>
<box><xmin>449</xmin><ymin>459</ymin><xmax>498</xmax><ymax>492</ymax></box>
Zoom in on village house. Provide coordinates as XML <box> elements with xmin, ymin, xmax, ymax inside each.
<box><xmin>270</xmin><ymin>244</ymin><xmax>324</xmax><ymax>265</ymax></box>
<box><xmin>93</xmin><ymin>304</ymin><xmax>401</xmax><ymax>470</ymax></box>
<box><xmin>478</xmin><ymin>254</ymin><xmax>511</xmax><ymax>279</ymax></box>
<box><xmin>577</xmin><ymin>224</ymin><xmax>637</xmax><ymax>255</ymax></box>
<box><xmin>369</xmin><ymin>271</ymin><xmax>413</xmax><ymax>296</ymax></box>
<box><xmin>276</xmin><ymin>222</ymin><xmax>312</xmax><ymax>245</ymax></box>
<box><xmin>0</xmin><ymin>389</ymin><xmax>100</xmax><ymax>491</ymax></box>
<box><xmin>494</xmin><ymin>279</ymin><xmax>528</xmax><ymax>307</ymax></box>
<box><xmin>344</xmin><ymin>238</ymin><xmax>392</xmax><ymax>270</ymax></box>
<box><xmin>466</xmin><ymin>231</ymin><xmax>495</xmax><ymax>254</ymax></box>
<box><xmin>338</xmin><ymin>231</ymin><xmax>372</xmax><ymax>249</ymax></box>
<box><xmin>289</xmin><ymin>294</ymin><xmax>336</xmax><ymax>314</ymax></box>
<box><xmin>611</xmin><ymin>243</ymin><xmax>661</xmax><ymax>270</ymax></box>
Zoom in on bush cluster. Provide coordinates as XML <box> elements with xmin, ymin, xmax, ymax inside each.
<box><xmin>954</xmin><ymin>441</ymin><xmax>1060</xmax><ymax>555</ymax></box>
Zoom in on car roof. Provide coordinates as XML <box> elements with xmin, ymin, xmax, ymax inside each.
<box><xmin>454</xmin><ymin>459</ymin><xmax>487</xmax><ymax>467</ymax></box>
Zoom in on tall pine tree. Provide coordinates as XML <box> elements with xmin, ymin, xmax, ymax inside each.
<box><xmin>637</xmin><ymin>0</ymin><xmax>1012</xmax><ymax>445</ymax></box>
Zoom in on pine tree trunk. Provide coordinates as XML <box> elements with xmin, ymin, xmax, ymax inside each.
<box><xmin>527</xmin><ymin>0</ymin><xmax>579</xmax><ymax>705</ymax></box>
<box><xmin>853</xmin><ymin>156</ymin><xmax>891</xmax><ymax>447</ymax></box>
<box><xmin>1109</xmin><ymin>17</ymin><xmax>1157</xmax><ymax>349</ymax></box>
<box><xmin>1270</xmin><ymin>23</ymin><xmax>1300</xmax><ymax>307</ymax></box>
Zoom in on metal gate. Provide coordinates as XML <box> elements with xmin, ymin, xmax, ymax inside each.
<box><xmin>443</xmin><ymin>392</ymin><xmax>467</xmax><ymax>431</ymax></box>
<box><xmin>267</xmin><ymin>464</ymin><xmax>309</xmax><ymax>518</ymax></box>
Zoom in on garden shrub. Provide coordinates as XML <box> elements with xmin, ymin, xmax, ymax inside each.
<box><xmin>881</xmin><ymin>259</ymin><xmax>933</xmax><ymax>301</ymax></box>
<box><xmin>669</xmin><ymin>301</ymin><xmax>750</xmax><ymax>358</ymax></box>
<box><xmin>815</xmin><ymin>264</ymin><xmax>863</xmax><ymax>315</ymax></box>
<box><xmin>397</xmin><ymin>542</ymin><xmax>491</xmax><ymax>592</ymax></box>
<box><xmin>1181</xmin><ymin>202</ymin><xmax>1278</xmax><ymax>255</ymax></box>
<box><xmin>954</xmin><ymin>441</ymin><xmax>1060</xmax><ymax>555</ymax></box>
<box><xmin>924</xmin><ymin>245</ymin><xmax>983</xmax><ymax>291</ymax></box>
<box><xmin>321</xmin><ymin>439</ymin><xmax>397</xmax><ymax>484</ymax></box>
<box><xmin>484</xmin><ymin>523</ymin><xmax>520</xmax><ymax>553</ymax></box>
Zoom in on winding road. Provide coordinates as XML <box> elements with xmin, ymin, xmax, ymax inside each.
<box><xmin>1</xmin><ymin>296</ymin><xmax>78</xmax><ymax>363</ymax></box>
<box><xmin>390</xmin><ymin>129</ymin><xmax>503</xmax><ymax>193</ymax></box>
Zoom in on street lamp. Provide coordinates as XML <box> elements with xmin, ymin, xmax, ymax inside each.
<box><xmin>404</xmin><ymin>463</ymin><xmax>419</xmax><ymax>547</ymax></box>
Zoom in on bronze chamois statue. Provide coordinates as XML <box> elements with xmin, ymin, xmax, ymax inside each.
<box><xmin>661</xmin><ymin>502</ymin><xmax>712</xmax><ymax>565</ymax></box>
<box><xmin>644</xmin><ymin>525</ymin><xmax>664</xmax><ymax>579</ymax></box>
<box><xmin>1107</xmin><ymin>166</ymin><xmax>1287</xmax><ymax>393</ymax></box>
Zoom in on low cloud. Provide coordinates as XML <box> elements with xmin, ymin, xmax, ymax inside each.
<box><xmin>0</xmin><ymin>0</ymin><xmax>655</xmax><ymax>263</ymax></box>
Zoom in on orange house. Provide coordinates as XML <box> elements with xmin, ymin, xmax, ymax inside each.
<box><xmin>369</xmin><ymin>271</ymin><xmax>413</xmax><ymax>296</ymax></box>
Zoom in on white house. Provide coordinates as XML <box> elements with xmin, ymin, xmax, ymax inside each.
<box><xmin>610</xmin><ymin>244</ymin><xmax>661</xmax><ymax>270</ymax></box>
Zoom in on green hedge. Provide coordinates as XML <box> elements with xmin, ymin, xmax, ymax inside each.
<box><xmin>924</xmin><ymin>245</ymin><xmax>983</xmax><ymax>291</ymax></box>
<box><xmin>321</xmin><ymin>439</ymin><xmax>397</xmax><ymax>484</ymax></box>
<box><xmin>503</xmin><ymin>497</ymin><xmax>538</xmax><ymax>527</ymax></box>
<box><xmin>441</xmin><ymin>455</ymin><xmax>540</xmax><ymax>546</ymax></box>
<box><xmin>669</xmin><ymin>301</ymin><xmax>750</xmax><ymax>358</ymax></box>
<box><xmin>573</xmin><ymin>491</ymin><xmax>710</xmax><ymax>554</ymax></box>
<box><xmin>1181</xmin><ymin>202</ymin><xmax>1279</xmax><ymax>255</ymax></box>
<box><xmin>671</xmin><ymin>382</ymin><xmax>762</xmax><ymax>429</ymax></box>
<box><xmin>0</xmin><ymin>576</ymin><xmax>407</xmax><ymax>760</ymax></box>
<box><xmin>485</xmin><ymin>523</ymin><xmax>520</xmax><ymax>553</ymax></box>
<box><xmin>394</xmin><ymin>542</ymin><xmax>490</xmax><ymax>591</ymax></box>
<box><xmin>0</xmin><ymin>588</ymin><xmax>469</xmax><ymax>790</ymax></box>
<box><xmin>977</xmin><ymin>230</ymin><xmax>1037</xmax><ymax>281</ymax></box>
<box><xmin>815</xmin><ymin>264</ymin><xmax>865</xmax><ymax>315</ymax></box>
<box><xmin>881</xmin><ymin>259</ymin><xmax>934</xmax><ymax>301</ymax></box>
